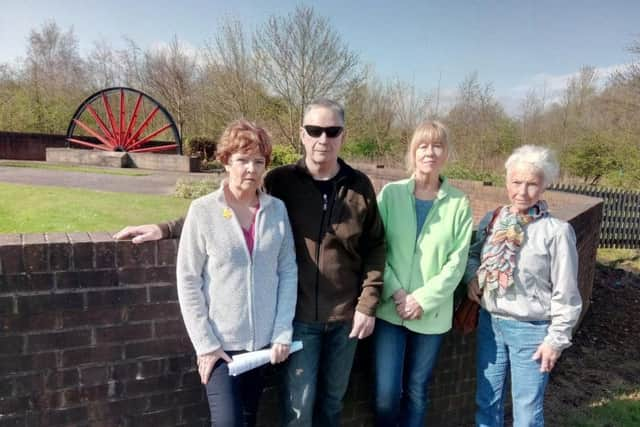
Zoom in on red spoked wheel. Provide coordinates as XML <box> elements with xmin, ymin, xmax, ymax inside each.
<box><xmin>66</xmin><ymin>87</ymin><xmax>182</xmax><ymax>154</ymax></box>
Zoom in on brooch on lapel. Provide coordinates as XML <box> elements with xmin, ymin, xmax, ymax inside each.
<box><xmin>222</xmin><ymin>207</ymin><xmax>233</xmax><ymax>219</ymax></box>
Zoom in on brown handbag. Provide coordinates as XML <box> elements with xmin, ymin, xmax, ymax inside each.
<box><xmin>453</xmin><ymin>207</ymin><xmax>502</xmax><ymax>335</ymax></box>
<box><xmin>453</xmin><ymin>297</ymin><xmax>480</xmax><ymax>335</ymax></box>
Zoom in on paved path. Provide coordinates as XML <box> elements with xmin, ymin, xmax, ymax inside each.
<box><xmin>0</xmin><ymin>161</ymin><xmax>213</xmax><ymax>195</ymax></box>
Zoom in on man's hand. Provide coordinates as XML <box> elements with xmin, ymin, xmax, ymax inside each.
<box><xmin>467</xmin><ymin>277</ymin><xmax>483</xmax><ymax>304</ymax></box>
<box><xmin>349</xmin><ymin>311</ymin><xmax>375</xmax><ymax>339</ymax></box>
<box><xmin>532</xmin><ymin>342</ymin><xmax>561</xmax><ymax>373</ymax></box>
<box><xmin>113</xmin><ymin>224</ymin><xmax>162</xmax><ymax>244</ymax></box>
<box><xmin>197</xmin><ymin>348</ymin><xmax>232</xmax><ymax>384</ymax></box>
<box><xmin>270</xmin><ymin>343</ymin><xmax>290</xmax><ymax>364</ymax></box>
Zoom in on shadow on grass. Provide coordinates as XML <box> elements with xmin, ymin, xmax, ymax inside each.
<box><xmin>560</xmin><ymin>389</ymin><xmax>640</xmax><ymax>427</ymax></box>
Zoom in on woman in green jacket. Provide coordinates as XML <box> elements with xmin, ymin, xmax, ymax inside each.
<box><xmin>374</xmin><ymin>121</ymin><xmax>473</xmax><ymax>427</ymax></box>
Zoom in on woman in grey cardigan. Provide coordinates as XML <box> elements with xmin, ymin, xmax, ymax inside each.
<box><xmin>463</xmin><ymin>145</ymin><xmax>582</xmax><ymax>427</ymax></box>
<box><xmin>177</xmin><ymin>120</ymin><xmax>297</xmax><ymax>427</ymax></box>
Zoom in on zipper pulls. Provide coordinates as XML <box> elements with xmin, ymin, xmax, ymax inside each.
<box><xmin>323</xmin><ymin>193</ymin><xmax>328</xmax><ymax>211</ymax></box>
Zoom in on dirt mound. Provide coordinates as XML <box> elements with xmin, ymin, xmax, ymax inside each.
<box><xmin>546</xmin><ymin>264</ymin><xmax>640</xmax><ymax>423</ymax></box>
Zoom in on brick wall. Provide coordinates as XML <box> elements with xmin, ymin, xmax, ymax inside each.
<box><xmin>0</xmin><ymin>132</ymin><xmax>71</xmax><ymax>161</ymax></box>
<box><xmin>0</xmin><ymin>172</ymin><xmax>603</xmax><ymax>427</ymax></box>
<box><xmin>0</xmin><ymin>132</ymin><xmax>174</xmax><ymax>163</ymax></box>
<box><xmin>0</xmin><ymin>234</ymin><xmax>209</xmax><ymax>426</ymax></box>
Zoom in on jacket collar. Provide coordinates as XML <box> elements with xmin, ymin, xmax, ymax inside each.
<box><xmin>405</xmin><ymin>175</ymin><xmax>451</xmax><ymax>201</ymax></box>
<box><xmin>294</xmin><ymin>157</ymin><xmax>355</xmax><ymax>182</ymax></box>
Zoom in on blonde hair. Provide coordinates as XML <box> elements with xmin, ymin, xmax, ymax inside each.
<box><xmin>406</xmin><ymin>121</ymin><xmax>449</xmax><ymax>173</ymax></box>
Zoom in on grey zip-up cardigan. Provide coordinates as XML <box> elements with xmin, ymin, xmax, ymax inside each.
<box><xmin>176</xmin><ymin>183</ymin><xmax>298</xmax><ymax>356</ymax></box>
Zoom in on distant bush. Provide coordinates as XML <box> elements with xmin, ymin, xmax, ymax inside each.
<box><xmin>184</xmin><ymin>136</ymin><xmax>217</xmax><ymax>163</ymax></box>
<box><xmin>444</xmin><ymin>163</ymin><xmax>504</xmax><ymax>185</ymax></box>
<box><xmin>174</xmin><ymin>176</ymin><xmax>221</xmax><ymax>199</ymax></box>
<box><xmin>271</xmin><ymin>144</ymin><xmax>299</xmax><ymax>167</ymax></box>
<box><xmin>562</xmin><ymin>133</ymin><xmax>620</xmax><ymax>186</ymax></box>
<box><xmin>201</xmin><ymin>159</ymin><xmax>224</xmax><ymax>172</ymax></box>
<box><xmin>342</xmin><ymin>137</ymin><xmax>379</xmax><ymax>159</ymax></box>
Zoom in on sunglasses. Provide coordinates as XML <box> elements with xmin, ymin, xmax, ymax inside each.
<box><xmin>303</xmin><ymin>125</ymin><xmax>344</xmax><ymax>138</ymax></box>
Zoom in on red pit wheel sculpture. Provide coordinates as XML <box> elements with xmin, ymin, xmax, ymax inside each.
<box><xmin>66</xmin><ymin>87</ymin><xmax>182</xmax><ymax>154</ymax></box>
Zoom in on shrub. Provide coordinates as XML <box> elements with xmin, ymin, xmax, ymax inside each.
<box><xmin>342</xmin><ymin>137</ymin><xmax>378</xmax><ymax>159</ymax></box>
<box><xmin>174</xmin><ymin>176</ymin><xmax>222</xmax><ymax>199</ymax></box>
<box><xmin>201</xmin><ymin>159</ymin><xmax>225</xmax><ymax>172</ymax></box>
<box><xmin>443</xmin><ymin>163</ymin><xmax>504</xmax><ymax>185</ymax></box>
<box><xmin>184</xmin><ymin>136</ymin><xmax>217</xmax><ymax>162</ymax></box>
<box><xmin>271</xmin><ymin>144</ymin><xmax>299</xmax><ymax>167</ymax></box>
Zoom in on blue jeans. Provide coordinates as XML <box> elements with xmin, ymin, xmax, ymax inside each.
<box><xmin>205</xmin><ymin>351</ymin><xmax>265</xmax><ymax>427</ymax></box>
<box><xmin>476</xmin><ymin>309</ymin><xmax>550</xmax><ymax>427</ymax></box>
<box><xmin>281</xmin><ymin>320</ymin><xmax>358</xmax><ymax>427</ymax></box>
<box><xmin>374</xmin><ymin>319</ymin><xmax>444</xmax><ymax>427</ymax></box>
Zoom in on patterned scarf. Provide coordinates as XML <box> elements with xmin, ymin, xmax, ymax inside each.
<box><xmin>477</xmin><ymin>200</ymin><xmax>549</xmax><ymax>294</ymax></box>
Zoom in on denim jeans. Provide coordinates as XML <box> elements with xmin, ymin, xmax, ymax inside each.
<box><xmin>476</xmin><ymin>309</ymin><xmax>550</xmax><ymax>427</ymax></box>
<box><xmin>205</xmin><ymin>351</ymin><xmax>265</xmax><ymax>427</ymax></box>
<box><xmin>281</xmin><ymin>320</ymin><xmax>358</xmax><ymax>427</ymax></box>
<box><xmin>373</xmin><ymin>319</ymin><xmax>444</xmax><ymax>427</ymax></box>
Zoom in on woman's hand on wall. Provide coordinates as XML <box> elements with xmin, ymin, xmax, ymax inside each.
<box><xmin>270</xmin><ymin>343</ymin><xmax>290</xmax><ymax>364</ymax></box>
<box><xmin>197</xmin><ymin>349</ymin><xmax>232</xmax><ymax>384</ymax></box>
<box><xmin>532</xmin><ymin>342</ymin><xmax>560</xmax><ymax>373</ymax></box>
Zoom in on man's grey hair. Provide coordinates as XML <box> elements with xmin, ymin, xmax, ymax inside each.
<box><xmin>505</xmin><ymin>145</ymin><xmax>560</xmax><ymax>189</ymax></box>
<box><xmin>303</xmin><ymin>98</ymin><xmax>345</xmax><ymax>124</ymax></box>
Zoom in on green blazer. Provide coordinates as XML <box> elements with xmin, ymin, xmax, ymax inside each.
<box><xmin>376</xmin><ymin>176</ymin><xmax>473</xmax><ymax>334</ymax></box>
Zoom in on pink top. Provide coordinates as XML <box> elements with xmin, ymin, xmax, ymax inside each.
<box><xmin>242</xmin><ymin>202</ymin><xmax>259</xmax><ymax>255</ymax></box>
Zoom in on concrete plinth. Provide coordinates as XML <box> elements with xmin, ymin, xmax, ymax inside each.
<box><xmin>45</xmin><ymin>148</ymin><xmax>200</xmax><ymax>172</ymax></box>
<box><xmin>46</xmin><ymin>148</ymin><xmax>128</xmax><ymax>167</ymax></box>
<box><xmin>128</xmin><ymin>152</ymin><xmax>200</xmax><ymax>172</ymax></box>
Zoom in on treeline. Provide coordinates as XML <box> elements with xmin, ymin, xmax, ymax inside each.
<box><xmin>1</xmin><ymin>6</ymin><xmax>639</xmax><ymax>187</ymax></box>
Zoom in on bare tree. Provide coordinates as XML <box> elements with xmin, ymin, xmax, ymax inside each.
<box><xmin>23</xmin><ymin>21</ymin><xmax>87</xmax><ymax>133</ymax></box>
<box><xmin>558</xmin><ymin>66</ymin><xmax>598</xmax><ymax>146</ymax></box>
<box><xmin>200</xmin><ymin>18</ymin><xmax>265</xmax><ymax>127</ymax></box>
<box><xmin>446</xmin><ymin>72</ymin><xmax>516</xmax><ymax>168</ymax></box>
<box><xmin>138</xmin><ymin>36</ymin><xmax>198</xmax><ymax>137</ymax></box>
<box><xmin>344</xmin><ymin>73</ymin><xmax>395</xmax><ymax>159</ymax></box>
<box><xmin>253</xmin><ymin>6</ymin><xmax>362</xmax><ymax>149</ymax></box>
<box><xmin>25</xmin><ymin>21</ymin><xmax>86</xmax><ymax>89</ymax></box>
<box><xmin>519</xmin><ymin>88</ymin><xmax>546</xmax><ymax>145</ymax></box>
<box><xmin>86</xmin><ymin>39</ymin><xmax>121</xmax><ymax>89</ymax></box>
<box><xmin>387</xmin><ymin>78</ymin><xmax>435</xmax><ymax>139</ymax></box>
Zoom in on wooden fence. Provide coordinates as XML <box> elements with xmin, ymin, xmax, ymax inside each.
<box><xmin>550</xmin><ymin>183</ymin><xmax>640</xmax><ymax>249</ymax></box>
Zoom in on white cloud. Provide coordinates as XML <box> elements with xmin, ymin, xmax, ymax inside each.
<box><xmin>502</xmin><ymin>63</ymin><xmax>633</xmax><ymax>115</ymax></box>
<box><xmin>147</xmin><ymin>38</ymin><xmax>202</xmax><ymax>65</ymax></box>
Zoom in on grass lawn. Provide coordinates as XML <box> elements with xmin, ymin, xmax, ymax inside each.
<box><xmin>597</xmin><ymin>248</ymin><xmax>640</xmax><ymax>271</ymax></box>
<box><xmin>561</xmin><ymin>388</ymin><xmax>640</xmax><ymax>427</ymax></box>
<box><xmin>0</xmin><ymin>182</ymin><xmax>190</xmax><ymax>233</ymax></box>
<box><xmin>0</xmin><ymin>160</ymin><xmax>151</xmax><ymax>176</ymax></box>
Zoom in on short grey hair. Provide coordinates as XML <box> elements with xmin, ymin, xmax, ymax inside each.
<box><xmin>505</xmin><ymin>145</ymin><xmax>559</xmax><ymax>188</ymax></box>
<box><xmin>303</xmin><ymin>98</ymin><xmax>345</xmax><ymax>124</ymax></box>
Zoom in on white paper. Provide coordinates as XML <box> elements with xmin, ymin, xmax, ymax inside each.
<box><xmin>227</xmin><ymin>341</ymin><xmax>303</xmax><ymax>376</ymax></box>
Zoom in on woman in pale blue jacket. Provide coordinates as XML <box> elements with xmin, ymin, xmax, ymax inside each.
<box><xmin>464</xmin><ymin>145</ymin><xmax>581</xmax><ymax>427</ymax></box>
<box><xmin>176</xmin><ymin>120</ymin><xmax>297</xmax><ymax>427</ymax></box>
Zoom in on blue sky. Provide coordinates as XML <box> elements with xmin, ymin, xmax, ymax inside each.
<box><xmin>1</xmin><ymin>0</ymin><xmax>638</xmax><ymax>114</ymax></box>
